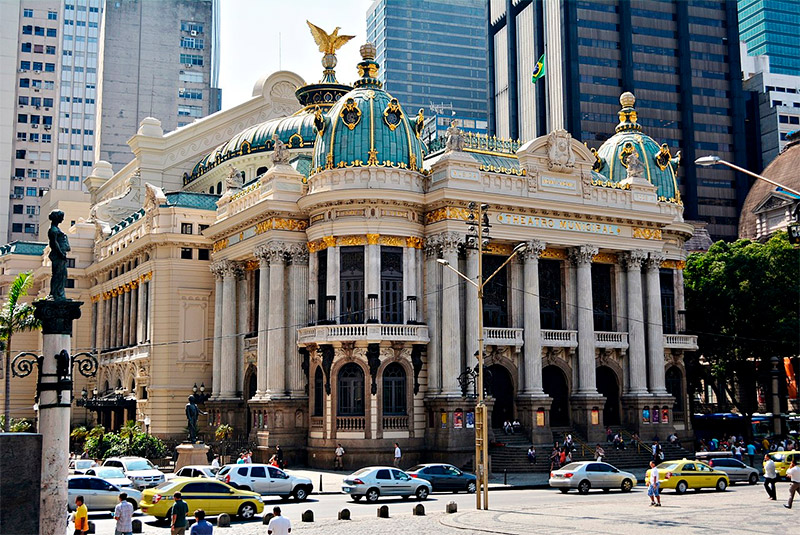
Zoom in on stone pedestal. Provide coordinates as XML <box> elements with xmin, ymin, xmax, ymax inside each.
<box><xmin>516</xmin><ymin>395</ymin><xmax>553</xmax><ymax>444</ymax></box>
<box><xmin>423</xmin><ymin>397</ymin><xmax>491</xmax><ymax>470</ymax></box>
<box><xmin>176</xmin><ymin>443</ymin><xmax>210</xmax><ymax>471</ymax></box>
<box><xmin>621</xmin><ymin>394</ymin><xmax>676</xmax><ymax>439</ymax></box>
<box><xmin>248</xmin><ymin>398</ymin><xmax>308</xmax><ymax>466</ymax></box>
<box><xmin>570</xmin><ymin>394</ymin><xmax>607</xmax><ymax>443</ymax></box>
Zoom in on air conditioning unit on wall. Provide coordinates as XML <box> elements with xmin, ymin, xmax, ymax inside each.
<box><xmin>190</xmin><ymin>30</ymin><xmax>197</xmax><ymax>36</ymax></box>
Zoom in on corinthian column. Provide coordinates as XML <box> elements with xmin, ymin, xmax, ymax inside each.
<box><xmin>110</xmin><ymin>292</ymin><xmax>118</xmax><ymax>348</ymax></box>
<box><xmin>253</xmin><ymin>248</ymin><xmax>270</xmax><ymax>399</ymax></box>
<box><xmin>522</xmin><ymin>240</ymin><xmax>546</xmax><ymax>395</ymax></box>
<box><xmin>569</xmin><ymin>245</ymin><xmax>598</xmax><ymax>395</ymax></box>
<box><xmin>440</xmin><ymin>232</ymin><xmax>463</xmax><ymax>396</ymax></box>
<box><xmin>464</xmin><ymin>247</ymin><xmax>479</xmax><ymax>369</ymax></box>
<box><xmin>645</xmin><ymin>252</ymin><xmax>668</xmax><ymax>395</ymax></box>
<box><xmin>220</xmin><ymin>261</ymin><xmax>242</xmax><ymax>399</ymax></box>
<box><xmin>210</xmin><ymin>263</ymin><xmax>224</xmax><ymax>399</ymax></box>
<box><xmin>287</xmin><ymin>244</ymin><xmax>309</xmax><ymax>394</ymax></box>
<box><xmin>122</xmin><ymin>286</ymin><xmax>130</xmax><ymax>347</ymax></box>
<box><xmin>129</xmin><ymin>283</ymin><xmax>138</xmax><ymax>345</ymax></box>
<box><xmin>266</xmin><ymin>242</ymin><xmax>287</xmax><ymax>398</ymax></box>
<box><xmin>621</xmin><ymin>250</ymin><xmax>648</xmax><ymax>395</ymax></box>
<box><xmin>424</xmin><ymin>236</ymin><xmax>442</xmax><ymax>394</ymax></box>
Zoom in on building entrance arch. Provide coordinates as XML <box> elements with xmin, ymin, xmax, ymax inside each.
<box><xmin>245</xmin><ymin>368</ymin><xmax>257</xmax><ymax>430</ymax></box>
<box><xmin>488</xmin><ymin>364</ymin><xmax>514</xmax><ymax>428</ymax></box>
<box><xmin>596</xmin><ymin>365</ymin><xmax>621</xmax><ymax>426</ymax></box>
<box><xmin>543</xmin><ymin>365</ymin><xmax>570</xmax><ymax>427</ymax></box>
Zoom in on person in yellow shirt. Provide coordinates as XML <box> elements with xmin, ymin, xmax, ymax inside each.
<box><xmin>74</xmin><ymin>495</ymin><xmax>88</xmax><ymax>535</ymax></box>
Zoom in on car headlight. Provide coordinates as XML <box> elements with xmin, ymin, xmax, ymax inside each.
<box><xmin>254</xmin><ymin>495</ymin><xmax>263</xmax><ymax>502</ymax></box>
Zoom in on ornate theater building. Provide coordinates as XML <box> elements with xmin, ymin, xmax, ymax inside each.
<box><xmin>0</xmin><ymin>31</ymin><xmax>697</xmax><ymax>468</ymax></box>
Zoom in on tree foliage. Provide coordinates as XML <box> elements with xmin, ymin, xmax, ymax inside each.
<box><xmin>83</xmin><ymin>422</ymin><xmax>166</xmax><ymax>460</ymax></box>
<box><xmin>684</xmin><ymin>232</ymin><xmax>799</xmax><ymax>412</ymax></box>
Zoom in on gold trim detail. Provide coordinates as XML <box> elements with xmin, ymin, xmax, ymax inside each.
<box><xmin>378</xmin><ymin>236</ymin><xmax>404</xmax><ymax>247</ymax></box>
<box><xmin>592</xmin><ymin>252</ymin><xmax>618</xmax><ymax>264</ymax></box>
<box><xmin>425</xmin><ymin>206</ymin><xmax>470</xmax><ymax>224</ymax></box>
<box><xmin>383</xmin><ymin>98</ymin><xmax>403</xmax><ymax>131</ymax></box>
<box><xmin>340</xmin><ymin>97</ymin><xmax>361</xmax><ymax>130</ymax></box>
<box><xmin>366</xmin><ymin>233</ymin><xmax>380</xmax><ymax>245</ymax></box>
<box><xmin>484</xmin><ymin>243</ymin><xmax>513</xmax><ymax>255</ymax></box>
<box><xmin>322</xmin><ymin>236</ymin><xmax>337</xmax><ymax>249</ymax></box>
<box><xmin>244</xmin><ymin>260</ymin><xmax>259</xmax><ymax>271</ymax></box>
<box><xmin>632</xmin><ymin>227</ymin><xmax>663</xmax><ymax>240</ymax></box>
<box><xmin>406</xmin><ymin>236</ymin><xmax>423</xmax><ymax>249</ymax></box>
<box><xmin>337</xmin><ymin>235</ymin><xmax>367</xmax><ymax>246</ymax></box>
<box><xmin>540</xmin><ymin>248</ymin><xmax>568</xmax><ymax>260</ymax></box>
<box><xmin>661</xmin><ymin>259</ymin><xmax>686</xmax><ymax>270</ymax></box>
<box><xmin>213</xmin><ymin>238</ymin><xmax>229</xmax><ymax>253</ymax></box>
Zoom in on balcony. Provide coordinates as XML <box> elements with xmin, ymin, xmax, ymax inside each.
<box><xmin>484</xmin><ymin>327</ymin><xmax>524</xmax><ymax>350</ymax></box>
<box><xmin>594</xmin><ymin>331</ymin><xmax>629</xmax><ymax>350</ymax></box>
<box><xmin>382</xmin><ymin>415</ymin><xmax>409</xmax><ymax>430</ymax></box>
<box><xmin>540</xmin><ymin>329</ymin><xmax>578</xmax><ymax>347</ymax></box>
<box><xmin>297</xmin><ymin>323</ymin><xmax>429</xmax><ymax>345</ymax></box>
<box><xmin>336</xmin><ymin>416</ymin><xmax>366</xmax><ymax>431</ymax></box>
<box><xmin>663</xmin><ymin>333</ymin><xmax>698</xmax><ymax>350</ymax></box>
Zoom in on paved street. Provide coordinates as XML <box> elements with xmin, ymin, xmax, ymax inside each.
<box><xmin>88</xmin><ymin>481</ymin><xmax>797</xmax><ymax>534</ymax></box>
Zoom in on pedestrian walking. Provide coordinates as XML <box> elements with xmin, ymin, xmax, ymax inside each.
<box><xmin>211</xmin><ymin>455</ymin><xmax>220</xmax><ymax>469</ymax></box>
<box><xmin>527</xmin><ymin>446</ymin><xmax>536</xmax><ymax>464</ymax></box>
<box><xmin>595</xmin><ymin>444</ymin><xmax>605</xmax><ymax>462</ymax></box>
<box><xmin>267</xmin><ymin>506</ymin><xmax>292</xmax><ymax>535</ymax></box>
<box><xmin>113</xmin><ymin>493</ymin><xmax>134</xmax><ymax>535</ymax></box>
<box><xmin>334</xmin><ymin>443</ymin><xmax>345</xmax><ymax>470</ymax></box>
<box><xmin>785</xmin><ymin>459</ymin><xmax>800</xmax><ymax>509</ymax></box>
<box><xmin>189</xmin><ymin>509</ymin><xmax>213</xmax><ymax>534</ymax></box>
<box><xmin>393</xmin><ymin>442</ymin><xmax>402</xmax><ymax>467</ymax></box>
<box><xmin>763</xmin><ymin>454</ymin><xmax>777</xmax><ymax>501</ymax></box>
<box><xmin>652</xmin><ymin>441</ymin><xmax>662</xmax><ymax>463</ymax></box>
<box><xmin>647</xmin><ymin>461</ymin><xmax>662</xmax><ymax>507</ymax></box>
<box><xmin>73</xmin><ymin>496</ymin><xmax>89</xmax><ymax>535</ymax></box>
<box><xmin>550</xmin><ymin>448</ymin><xmax>560</xmax><ymax>471</ymax></box>
<box><xmin>276</xmin><ymin>445</ymin><xmax>284</xmax><ymax>468</ymax></box>
<box><xmin>170</xmin><ymin>491</ymin><xmax>189</xmax><ymax>535</ymax></box>
<box><xmin>746</xmin><ymin>443</ymin><xmax>756</xmax><ymax>467</ymax></box>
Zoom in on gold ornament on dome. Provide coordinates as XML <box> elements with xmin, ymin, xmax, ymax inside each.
<box><xmin>619</xmin><ymin>142</ymin><xmax>635</xmax><ymax>168</ymax></box>
<box><xmin>655</xmin><ymin>143</ymin><xmax>672</xmax><ymax>170</ymax></box>
<box><xmin>383</xmin><ymin>98</ymin><xmax>403</xmax><ymax>130</ymax></box>
<box><xmin>306</xmin><ymin>21</ymin><xmax>355</xmax><ymax>55</ymax></box>
<box><xmin>340</xmin><ymin>98</ymin><xmax>361</xmax><ymax>130</ymax></box>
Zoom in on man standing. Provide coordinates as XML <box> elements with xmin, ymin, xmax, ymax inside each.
<box><xmin>785</xmin><ymin>459</ymin><xmax>800</xmax><ymax>509</ymax></box>
<box><xmin>113</xmin><ymin>493</ymin><xmax>134</xmax><ymax>535</ymax></box>
<box><xmin>764</xmin><ymin>454</ymin><xmax>777</xmax><ymax>500</ymax></box>
<box><xmin>334</xmin><ymin>443</ymin><xmax>345</xmax><ymax>470</ymax></box>
<box><xmin>211</xmin><ymin>454</ymin><xmax>220</xmax><ymax>469</ymax></box>
<box><xmin>73</xmin><ymin>496</ymin><xmax>89</xmax><ymax>535</ymax></box>
<box><xmin>276</xmin><ymin>445</ymin><xmax>284</xmax><ymax>468</ymax></box>
<box><xmin>189</xmin><ymin>509</ymin><xmax>213</xmax><ymax>534</ymax></box>
<box><xmin>746</xmin><ymin>442</ymin><xmax>756</xmax><ymax>467</ymax></box>
<box><xmin>393</xmin><ymin>443</ymin><xmax>402</xmax><ymax>468</ymax></box>
<box><xmin>171</xmin><ymin>491</ymin><xmax>190</xmax><ymax>535</ymax></box>
<box><xmin>267</xmin><ymin>506</ymin><xmax>292</xmax><ymax>535</ymax></box>
<box><xmin>647</xmin><ymin>461</ymin><xmax>661</xmax><ymax>507</ymax></box>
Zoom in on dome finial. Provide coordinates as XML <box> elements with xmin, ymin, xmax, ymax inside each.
<box><xmin>615</xmin><ymin>91</ymin><xmax>641</xmax><ymax>133</ymax></box>
<box><xmin>620</xmin><ymin>92</ymin><xmax>635</xmax><ymax>109</ymax></box>
<box><xmin>360</xmin><ymin>42</ymin><xmax>377</xmax><ymax>61</ymax></box>
<box><xmin>354</xmin><ymin>42</ymin><xmax>382</xmax><ymax>89</ymax></box>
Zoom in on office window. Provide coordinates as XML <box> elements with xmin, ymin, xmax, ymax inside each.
<box><xmin>28</xmin><ymin>169</ymin><xmax>38</xmax><ymax>178</ymax></box>
<box><xmin>178</xmin><ymin>105</ymin><xmax>203</xmax><ymax>117</ymax></box>
<box><xmin>40</xmin><ymin>169</ymin><xmax>50</xmax><ymax>178</ymax></box>
<box><xmin>179</xmin><ymin>54</ymin><xmax>204</xmax><ymax>66</ymax></box>
<box><xmin>13</xmin><ymin>205</ymin><xmax>23</xmax><ymax>214</ymax></box>
<box><xmin>24</xmin><ymin>224</ymin><xmax>36</xmax><ymax>234</ymax></box>
<box><xmin>181</xmin><ymin>223</ymin><xmax>193</xmax><ymax>234</ymax></box>
<box><xmin>45</xmin><ymin>63</ymin><xmax>55</xmax><ymax>72</ymax></box>
<box><xmin>33</xmin><ymin>62</ymin><xmax>42</xmax><ymax>71</ymax></box>
<box><xmin>24</xmin><ymin>8</ymin><xmax>33</xmax><ymax>17</ymax></box>
<box><xmin>47</xmin><ymin>28</ymin><xmax>57</xmax><ymax>37</ymax></box>
<box><xmin>180</xmin><ymin>248</ymin><xmax>193</xmax><ymax>260</ymax></box>
<box><xmin>16</xmin><ymin>133</ymin><xmax>26</xmax><ymax>142</ymax></box>
<box><xmin>20</xmin><ymin>61</ymin><xmax>31</xmax><ymax>71</ymax></box>
<box><xmin>18</xmin><ymin>96</ymin><xmax>29</xmax><ymax>106</ymax></box>
<box><xmin>48</xmin><ymin>11</ymin><xmax>57</xmax><ymax>20</ymax></box>
<box><xmin>17</xmin><ymin>114</ymin><xmax>27</xmax><ymax>124</ymax></box>
<box><xmin>21</xmin><ymin>42</ymin><xmax>32</xmax><ymax>52</ymax></box>
<box><xmin>29</xmin><ymin>134</ymin><xmax>39</xmax><ymax>143</ymax></box>
<box><xmin>26</xmin><ymin>187</ymin><xmax>37</xmax><ymax>196</ymax></box>
<box><xmin>180</xmin><ymin>37</ymin><xmax>204</xmax><ymax>49</ymax></box>
<box><xmin>20</xmin><ymin>79</ymin><xmax>30</xmax><ymax>88</ymax></box>
<box><xmin>198</xmin><ymin>249</ymin><xmax>210</xmax><ymax>261</ymax></box>
<box><xmin>179</xmin><ymin>71</ymin><xmax>203</xmax><ymax>83</ymax></box>
<box><xmin>43</xmin><ymin>98</ymin><xmax>53</xmax><ymax>107</ymax></box>
<box><xmin>33</xmin><ymin>44</ymin><xmax>43</xmax><ymax>53</ymax></box>
<box><xmin>22</xmin><ymin>25</ymin><xmax>32</xmax><ymax>34</ymax></box>
<box><xmin>11</xmin><ymin>224</ymin><xmax>23</xmax><ymax>233</ymax></box>
<box><xmin>180</xmin><ymin>21</ymin><xmax>204</xmax><ymax>33</ymax></box>
<box><xmin>16</xmin><ymin>150</ymin><xmax>26</xmax><ymax>159</ymax></box>
<box><xmin>179</xmin><ymin>89</ymin><xmax>202</xmax><ymax>100</ymax></box>
<box><xmin>46</xmin><ymin>45</ymin><xmax>56</xmax><ymax>54</ymax></box>
<box><xmin>25</xmin><ymin>205</ymin><xmax>37</xmax><ymax>215</ymax></box>
<box><xmin>34</xmin><ymin>27</ymin><xmax>45</xmax><ymax>36</ymax></box>
<box><xmin>14</xmin><ymin>187</ymin><xmax>24</xmax><ymax>196</ymax></box>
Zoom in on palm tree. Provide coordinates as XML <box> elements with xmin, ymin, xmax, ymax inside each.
<box><xmin>1</xmin><ymin>272</ymin><xmax>41</xmax><ymax>432</ymax></box>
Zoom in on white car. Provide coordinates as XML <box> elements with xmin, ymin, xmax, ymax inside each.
<box><xmin>171</xmin><ymin>465</ymin><xmax>219</xmax><ymax>479</ymax></box>
<box><xmin>103</xmin><ymin>456</ymin><xmax>165</xmax><ymax>490</ymax></box>
<box><xmin>69</xmin><ymin>459</ymin><xmax>96</xmax><ymax>474</ymax></box>
<box><xmin>85</xmin><ymin>467</ymin><xmax>134</xmax><ymax>488</ymax></box>
<box><xmin>549</xmin><ymin>461</ymin><xmax>638</xmax><ymax>494</ymax></box>
<box><xmin>67</xmin><ymin>475</ymin><xmax>142</xmax><ymax>512</ymax></box>
<box><xmin>216</xmin><ymin>464</ymin><xmax>313</xmax><ymax>500</ymax></box>
<box><xmin>342</xmin><ymin>466</ymin><xmax>432</xmax><ymax>502</ymax></box>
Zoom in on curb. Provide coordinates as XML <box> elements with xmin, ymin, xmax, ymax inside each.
<box><xmin>310</xmin><ymin>483</ymin><xmax>551</xmax><ymax>496</ymax></box>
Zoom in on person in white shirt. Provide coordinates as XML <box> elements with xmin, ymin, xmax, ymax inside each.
<box><xmin>334</xmin><ymin>444</ymin><xmax>345</xmax><ymax>470</ymax></box>
<box><xmin>393</xmin><ymin>443</ymin><xmax>402</xmax><ymax>468</ymax></box>
<box><xmin>647</xmin><ymin>461</ymin><xmax>661</xmax><ymax>507</ymax></box>
<box><xmin>785</xmin><ymin>459</ymin><xmax>800</xmax><ymax>509</ymax></box>
<box><xmin>267</xmin><ymin>506</ymin><xmax>291</xmax><ymax>535</ymax></box>
<box><xmin>764</xmin><ymin>454</ymin><xmax>778</xmax><ymax>500</ymax></box>
<box><xmin>211</xmin><ymin>455</ymin><xmax>220</xmax><ymax>469</ymax></box>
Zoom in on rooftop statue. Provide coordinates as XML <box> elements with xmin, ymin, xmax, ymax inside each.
<box><xmin>445</xmin><ymin>120</ymin><xmax>464</xmax><ymax>152</ymax></box>
<box><xmin>225</xmin><ymin>164</ymin><xmax>243</xmax><ymax>190</ymax></box>
<box><xmin>272</xmin><ymin>134</ymin><xmax>290</xmax><ymax>164</ymax></box>
<box><xmin>626</xmin><ymin>149</ymin><xmax>645</xmax><ymax>180</ymax></box>
<box><xmin>306</xmin><ymin>21</ymin><xmax>356</xmax><ymax>56</ymax></box>
<box><xmin>47</xmin><ymin>210</ymin><xmax>70</xmax><ymax>300</ymax></box>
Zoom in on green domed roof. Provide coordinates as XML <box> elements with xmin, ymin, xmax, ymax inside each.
<box><xmin>593</xmin><ymin>92</ymin><xmax>682</xmax><ymax>204</ymax></box>
<box><xmin>311</xmin><ymin>43</ymin><xmax>426</xmax><ymax>175</ymax></box>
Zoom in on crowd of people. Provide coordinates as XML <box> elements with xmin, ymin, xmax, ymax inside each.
<box><xmin>697</xmin><ymin>434</ymin><xmax>797</xmax><ymax>466</ymax></box>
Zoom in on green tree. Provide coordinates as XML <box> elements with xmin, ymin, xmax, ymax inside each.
<box><xmin>1</xmin><ymin>272</ymin><xmax>41</xmax><ymax>432</ymax></box>
<box><xmin>684</xmin><ymin>232</ymin><xmax>799</xmax><ymax>414</ymax></box>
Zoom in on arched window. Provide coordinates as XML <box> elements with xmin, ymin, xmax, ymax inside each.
<box><xmin>257</xmin><ymin>166</ymin><xmax>268</xmax><ymax>176</ymax></box>
<box><xmin>383</xmin><ymin>363</ymin><xmax>406</xmax><ymax>415</ymax></box>
<box><xmin>337</xmin><ymin>363</ymin><xmax>364</xmax><ymax>416</ymax></box>
<box><xmin>665</xmin><ymin>366</ymin><xmax>684</xmax><ymax>419</ymax></box>
<box><xmin>216</xmin><ymin>181</ymin><xmax>222</xmax><ymax>194</ymax></box>
<box><xmin>313</xmin><ymin>367</ymin><xmax>324</xmax><ymax>416</ymax></box>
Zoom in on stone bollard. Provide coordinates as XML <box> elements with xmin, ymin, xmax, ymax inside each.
<box><xmin>87</xmin><ymin>521</ymin><xmax>96</xmax><ymax>534</ymax></box>
<box><xmin>377</xmin><ymin>505</ymin><xmax>389</xmax><ymax>518</ymax></box>
<box><xmin>446</xmin><ymin>501</ymin><xmax>458</xmax><ymax>514</ymax></box>
<box><xmin>338</xmin><ymin>509</ymin><xmax>351</xmax><ymax>520</ymax></box>
<box><xmin>218</xmin><ymin>513</ymin><xmax>231</xmax><ymax>527</ymax></box>
<box><xmin>262</xmin><ymin>512</ymin><xmax>274</xmax><ymax>525</ymax></box>
<box><xmin>302</xmin><ymin>510</ymin><xmax>314</xmax><ymax>522</ymax></box>
<box><xmin>131</xmin><ymin>519</ymin><xmax>143</xmax><ymax>533</ymax></box>
<box><xmin>413</xmin><ymin>504</ymin><xmax>425</xmax><ymax>516</ymax></box>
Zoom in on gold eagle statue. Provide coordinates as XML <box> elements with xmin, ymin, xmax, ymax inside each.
<box><xmin>306</xmin><ymin>21</ymin><xmax>355</xmax><ymax>55</ymax></box>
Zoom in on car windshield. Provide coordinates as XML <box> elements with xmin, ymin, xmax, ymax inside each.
<box><xmin>656</xmin><ymin>463</ymin><xmax>679</xmax><ymax>471</ymax></box>
<box><xmin>97</xmin><ymin>468</ymin><xmax>125</xmax><ymax>478</ymax></box>
<box><xmin>206</xmin><ymin>467</ymin><xmax>219</xmax><ymax>475</ymax></box>
<box><xmin>75</xmin><ymin>460</ymin><xmax>93</xmax><ymax>468</ymax></box>
<box><xmin>770</xmin><ymin>453</ymin><xmax>785</xmax><ymax>461</ymax></box>
<box><xmin>559</xmin><ymin>463</ymin><xmax>583</xmax><ymax>471</ymax></box>
<box><xmin>408</xmin><ymin>465</ymin><xmax>425</xmax><ymax>472</ymax></box>
<box><xmin>125</xmin><ymin>459</ymin><xmax>156</xmax><ymax>471</ymax></box>
<box><xmin>350</xmin><ymin>468</ymin><xmax>371</xmax><ymax>477</ymax></box>
<box><xmin>154</xmin><ymin>481</ymin><xmax>181</xmax><ymax>491</ymax></box>
<box><xmin>218</xmin><ymin>466</ymin><xmax>231</xmax><ymax>475</ymax></box>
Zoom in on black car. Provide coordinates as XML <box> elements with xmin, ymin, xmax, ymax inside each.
<box><xmin>407</xmin><ymin>464</ymin><xmax>476</xmax><ymax>493</ymax></box>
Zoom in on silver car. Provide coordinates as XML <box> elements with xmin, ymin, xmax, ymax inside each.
<box><xmin>342</xmin><ymin>466</ymin><xmax>432</xmax><ymax>502</ymax></box>
<box><xmin>85</xmin><ymin>467</ymin><xmax>134</xmax><ymax>488</ymax></box>
<box><xmin>707</xmin><ymin>457</ymin><xmax>760</xmax><ymax>484</ymax></box>
<box><xmin>549</xmin><ymin>461</ymin><xmax>638</xmax><ymax>494</ymax></box>
<box><xmin>67</xmin><ymin>475</ymin><xmax>142</xmax><ymax>512</ymax></box>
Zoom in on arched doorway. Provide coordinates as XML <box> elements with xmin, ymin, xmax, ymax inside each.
<box><xmin>543</xmin><ymin>365</ymin><xmax>570</xmax><ymax>427</ymax></box>
<box><xmin>665</xmin><ymin>366</ymin><xmax>684</xmax><ymax>421</ymax></box>
<box><xmin>245</xmin><ymin>368</ymin><xmax>257</xmax><ymax>430</ymax></box>
<box><xmin>488</xmin><ymin>364</ymin><xmax>514</xmax><ymax>428</ymax></box>
<box><xmin>596</xmin><ymin>366</ymin><xmax>621</xmax><ymax>426</ymax></box>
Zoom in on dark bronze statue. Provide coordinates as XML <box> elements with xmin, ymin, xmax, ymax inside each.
<box><xmin>185</xmin><ymin>395</ymin><xmax>208</xmax><ymax>444</ymax></box>
<box><xmin>47</xmin><ymin>210</ymin><xmax>70</xmax><ymax>300</ymax></box>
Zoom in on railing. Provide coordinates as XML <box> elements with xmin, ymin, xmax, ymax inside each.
<box><xmin>297</xmin><ymin>324</ymin><xmax>430</xmax><ymax>344</ymax></box>
<box><xmin>310</xmin><ymin>416</ymin><xmax>323</xmax><ymax>430</ymax></box>
<box><xmin>540</xmin><ymin>329</ymin><xmax>578</xmax><ymax>347</ymax></box>
<box><xmin>484</xmin><ymin>327</ymin><xmax>524</xmax><ymax>349</ymax></box>
<box><xmin>336</xmin><ymin>416</ymin><xmax>366</xmax><ymax>431</ymax></box>
<box><xmin>594</xmin><ymin>331</ymin><xmax>629</xmax><ymax>349</ymax></box>
<box><xmin>619</xmin><ymin>429</ymin><xmax>648</xmax><ymax>454</ymax></box>
<box><xmin>382</xmin><ymin>416</ymin><xmax>409</xmax><ymax>430</ymax></box>
<box><xmin>663</xmin><ymin>334</ymin><xmax>698</xmax><ymax>350</ymax></box>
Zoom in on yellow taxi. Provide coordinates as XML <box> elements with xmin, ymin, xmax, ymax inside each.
<box><xmin>764</xmin><ymin>451</ymin><xmax>800</xmax><ymax>479</ymax></box>
<box><xmin>645</xmin><ymin>459</ymin><xmax>730</xmax><ymax>494</ymax></box>
<box><xmin>140</xmin><ymin>478</ymin><xmax>264</xmax><ymax>521</ymax></box>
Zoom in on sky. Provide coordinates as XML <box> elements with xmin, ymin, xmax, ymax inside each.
<box><xmin>218</xmin><ymin>0</ymin><xmax>376</xmax><ymax>110</ymax></box>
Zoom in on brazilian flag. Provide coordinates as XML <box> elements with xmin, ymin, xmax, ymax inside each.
<box><xmin>531</xmin><ymin>53</ymin><xmax>545</xmax><ymax>83</ymax></box>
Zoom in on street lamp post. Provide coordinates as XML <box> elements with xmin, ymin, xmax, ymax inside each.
<box><xmin>437</xmin><ymin>202</ymin><xmax>527</xmax><ymax>510</ymax></box>
<box><xmin>695</xmin><ymin>155</ymin><xmax>800</xmax><ymax>197</ymax></box>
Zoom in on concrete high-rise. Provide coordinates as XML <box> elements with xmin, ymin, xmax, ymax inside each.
<box><xmin>738</xmin><ymin>0</ymin><xmax>800</xmax><ymax>77</ymax></box>
<box><xmin>95</xmin><ymin>0</ymin><xmax>221</xmax><ymax>172</ymax></box>
<box><xmin>366</xmin><ymin>0</ymin><xmax>488</xmax><ymax>135</ymax></box>
<box><xmin>488</xmin><ymin>0</ymin><xmax>750</xmax><ymax>241</ymax></box>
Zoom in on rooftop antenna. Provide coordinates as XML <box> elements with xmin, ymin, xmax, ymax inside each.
<box><xmin>429</xmin><ymin>101</ymin><xmax>454</xmax><ymax>117</ymax></box>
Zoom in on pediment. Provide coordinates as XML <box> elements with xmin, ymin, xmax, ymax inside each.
<box><xmin>753</xmin><ymin>190</ymin><xmax>796</xmax><ymax>214</ymax></box>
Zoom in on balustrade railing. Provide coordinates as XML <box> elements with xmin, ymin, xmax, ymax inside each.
<box><xmin>336</xmin><ymin>416</ymin><xmax>366</xmax><ymax>431</ymax></box>
<box><xmin>310</xmin><ymin>416</ymin><xmax>323</xmax><ymax>430</ymax></box>
<box><xmin>382</xmin><ymin>416</ymin><xmax>409</xmax><ymax>430</ymax></box>
<box><xmin>541</xmin><ymin>329</ymin><xmax>578</xmax><ymax>346</ymax></box>
<box><xmin>663</xmin><ymin>334</ymin><xmax>698</xmax><ymax>350</ymax></box>
<box><xmin>297</xmin><ymin>324</ymin><xmax>429</xmax><ymax>344</ymax></box>
<box><xmin>594</xmin><ymin>331</ymin><xmax>629</xmax><ymax>348</ymax></box>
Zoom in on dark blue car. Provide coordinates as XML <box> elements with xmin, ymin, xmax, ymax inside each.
<box><xmin>406</xmin><ymin>464</ymin><xmax>477</xmax><ymax>493</ymax></box>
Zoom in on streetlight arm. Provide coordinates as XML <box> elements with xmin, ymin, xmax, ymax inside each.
<box><xmin>696</xmin><ymin>156</ymin><xmax>800</xmax><ymax>197</ymax></box>
<box><xmin>439</xmin><ymin>261</ymin><xmax>479</xmax><ymax>288</ymax></box>
<box><xmin>482</xmin><ymin>247</ymin><xmax>524</xmax><ymax>288</ymax></box>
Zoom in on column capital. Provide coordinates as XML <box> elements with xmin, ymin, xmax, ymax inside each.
<box><xmin>424</xmin><ymin>233</ymin><xmax>442</xmax><ymax>258</ymax></box>
<box><xmin>287</xmin><ymin>243</ymin><xmax>309</xmax><ymax>265</ymax></box>
<box><xmin>216</xmin><ymin>259</ymin><xmax>244</xmax><ymax>279</ymax></box>
<box><xmin>210</xmin><ymin>261</ymin><xmax>227</xmax><ymax>280</ymax></box>
<box><xmin>522</xmin><ymin>240</ymin><xmax>546</xmax><ymax>262</ymax></box>
<box><xmin>645</xmin><ymin>251</ymin><xmax>667</xmax><ymax>270</ymax></box>
<box><xmin>620</xmin><ymin>249</ymin><xmax>647</xmax><ymax>270</ymax></box>
<box><xmin>255</xmin><ymin>241</ymin><xmax>287</xmax><ymax>265</ymax></box>
<box><xmin>438</xmin><ymin>231</ymin><xmax>463</xmax><ymax>256</ymax></box>
<box><xmin>568</xmin><ymin>245</ymin><xmax>598</xmax><ymax>266</ymax></box>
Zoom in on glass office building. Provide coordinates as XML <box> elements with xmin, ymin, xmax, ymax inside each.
<box><xmin>738</xmin><ymin>0</ymin><xmax>800</xmax><ymax>76</ymax></box>
<box><xmin>366</xmin><ymin>0</ymin><xmax>488</xmax><ymax>129</ymax></box>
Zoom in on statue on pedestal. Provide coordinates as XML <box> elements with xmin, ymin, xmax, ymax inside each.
<box><xmin>272</xmin><ymin>134</ymin><xmax>290</xmax><ymax>164</ymax></box>
<box><xmin>47</xmin><ymin>210</ymin><xmax>70</xmax><ymax>300</ymax></box>
<box><xmin>445</xmin><ymin>120</ymin><xmax>464</xmax><ymax>152</ymax></box>
<box><xmin>185</xmin><ymin>395</ymin><xmax>208</xmax><ymax>444</ymax></box>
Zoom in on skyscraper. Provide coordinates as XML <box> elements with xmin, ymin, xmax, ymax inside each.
<box><xmin>489</xmin><ymin>0</ymin><xmax>749</xmax><ymax>241</ymax></box>
<box><xmin>738</xmin><ymin>0</ymin><xmax>800</xmax><ymax>76</ymax></box>
<box><xmin>366</xmin><ymin>0</ymin><xmax>488</xmax><ymax>137</ymax></box>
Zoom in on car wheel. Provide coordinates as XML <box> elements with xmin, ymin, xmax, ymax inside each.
<box><xmin>716</xmin><ymin>478</ymin><xmax>727</xmax><ymax>492</ymax></box>
<box><xmin>676</xmin><ymin>480</ymin><xmax>688</xmax><ymax>494</ymax></box>
<box><xmin>559</xmin><ymin>488</ymin><xmax>569</xmax><ymax>494</ymax></box>
<box><xmin>351</xmin><ymin>495</ymin><xmax>362</xmax><ymax>502</ymax></box>
<box><xmin>239</xmin><ymin>485</ymin><xmax>252</xmax><ymax>492</ymax></box>
<box><xmin>126</xmin><ymin>498</ymin><xmax>138</xmax><ymax>511</ymax></box>
<box><xmin>467</xmin><ymin>481</ymin><xmax>477</xmax><ymax>494</ymax></box>
<box><xmin>366</xmin><ymin>488</ymin><xmax>380</xmax><ymax>503</ymax></box>
<box><xmin>578</xmin><ymin>480</ymin><xmax>591</xmax><ymax>495</ymax></box>
<box><xmin>294</xmin><ymin>486</ymin><xmax>309</xmax><ymax>501</ymax></box>
<box><xmin>238</xmin><ymin>502</ymin><xmax>257</xmax><ymax>520</ymax></box>
<box><xmin>748</xmin><ymin>473</ymin><xmax>758</xmax><ymax>485</ymax></box>
<box><xmin>621</xmin><ymin>479</ymin><xmax>633</xmax><ymax>493</ymax></box>
<box><xmin>416</xmin><ymin>486</ymin><xmax>429</xmax><ymax>500</ymax></box>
